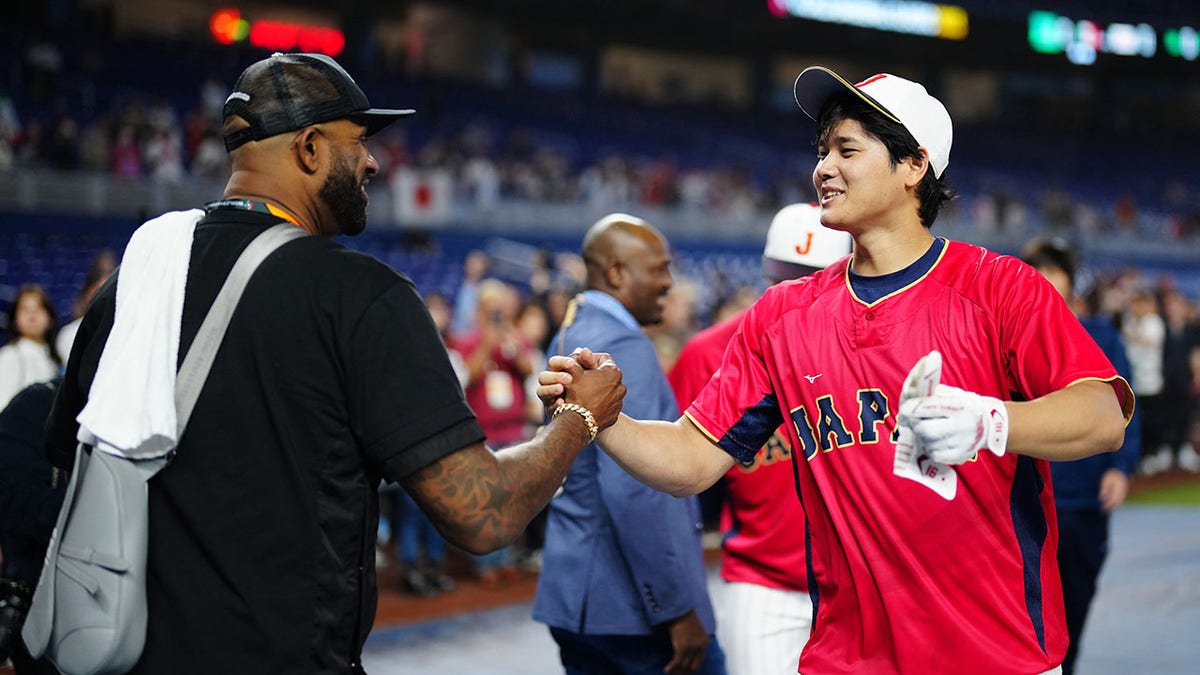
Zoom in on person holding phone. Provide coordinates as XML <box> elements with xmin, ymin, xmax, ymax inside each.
<box><xmin>450</xmin><ymin>279</ymin><xmax>538</xmax><ymax>585</ymax></box>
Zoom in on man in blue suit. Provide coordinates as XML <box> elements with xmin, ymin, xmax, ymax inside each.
<box><xmin>1022</xmin><ymin>237</ymin><xmax>1141</xmax><ymax>675</ymax></box>
<box><xmin>534</xmin><ymin>214</ymin><xmax>725</xmax><ymax>675</ymax></box>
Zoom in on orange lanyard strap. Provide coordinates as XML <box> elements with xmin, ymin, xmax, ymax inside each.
<box><xmin>205</xmin><ymin>199</ymin><xmax>304</xmax><ymax>229</ymax></box>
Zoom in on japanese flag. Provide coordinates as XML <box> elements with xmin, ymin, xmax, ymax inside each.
<box><xmin>391</xmin><ymin>167</ymin><xmax>452</xmax><ymax>225</ymax></box>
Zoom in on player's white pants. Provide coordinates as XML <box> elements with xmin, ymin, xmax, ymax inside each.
<box><xmin>712</xmin><ymin>578</ymin><xmax>812</xmax><ymax>675</ymax></box>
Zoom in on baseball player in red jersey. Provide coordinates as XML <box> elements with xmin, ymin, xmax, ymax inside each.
<box><xmin>668</xmin><ymin>203</ymin><xmax>851</xmax><ymax>675</ymax></box>
<box><xmin>540</xmin><ymin>66</ymin><xmax>1134</xmax><ymax>674</ymax></box>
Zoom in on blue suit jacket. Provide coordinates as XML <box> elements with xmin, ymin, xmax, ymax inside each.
<box><xmin>533</xmin><ymin>292</ymin><xmax>715</xmax><ymax>635</ymax></box>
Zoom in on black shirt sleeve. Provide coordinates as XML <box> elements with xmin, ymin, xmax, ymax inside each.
<box><xmin>345</xmin><ymin>277</ymin><xmax>484</xmax><ymax>482</ymax></box>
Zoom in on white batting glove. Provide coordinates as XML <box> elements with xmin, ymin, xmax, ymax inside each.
<box><xmin>893</xmin><ymin>351</ymin><xmax>958</xmax><ymax>499</ymax></box>
<box><xmin>898</xmin><ymin>384</ymin><xmax>1009</xmax><ymax>465</ymax></box>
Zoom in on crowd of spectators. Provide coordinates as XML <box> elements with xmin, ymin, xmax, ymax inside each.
<box><xmin>3</xmin><ymin>46</ymin><xmax>1200</xmax><ymax>244</ymax></box>
<box><xmin>0</xmin><ymin>90</ymin><xmax>228</xmax><ymax>185</ymax></box>
<box><xmin>368</xmin><ymin>119</ymin><xmax>807</xmax><ymax>223</ymax></box>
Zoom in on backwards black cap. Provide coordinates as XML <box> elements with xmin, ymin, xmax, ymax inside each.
<box><xmin>223</xmin><ymin>52</ymin><xmax>414</xmax><ymax>152</ymax></box>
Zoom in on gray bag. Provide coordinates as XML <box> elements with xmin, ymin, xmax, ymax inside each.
<box><xmin>22</xmin><ymin>223</ymin><xmax>305</xmax><ymax>675</ymax></box>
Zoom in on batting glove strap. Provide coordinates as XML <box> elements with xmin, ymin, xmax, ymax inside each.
<box><xmin>898</xmin><ymin>385</ymin><xmax>1009</xmax><ymax>465</ymax></box>
<box><xmin>981</xmin><ymin>397</ymin><xmax>1009</xmax><ymax>457</ymax></box>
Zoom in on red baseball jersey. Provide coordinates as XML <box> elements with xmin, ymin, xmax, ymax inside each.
<box><xmin>685</xmin><ymin>239</ymin><xmax>1133</xmax><ymax>675</ymax></box>
<box><xmin>670</xmin><ymin>311</ymin><xmax>809</xmax><ymax>593</ymax></box>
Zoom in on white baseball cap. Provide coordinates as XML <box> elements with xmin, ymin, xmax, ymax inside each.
<box><xmin>793</xmin><ymin>66</ymin><xmax>953</xmax><ymax>178</ymax></box>
<box><xmin>763</xmin><ymin>203</ymin><xmax>853</xmax><ymax>281</ymax></box>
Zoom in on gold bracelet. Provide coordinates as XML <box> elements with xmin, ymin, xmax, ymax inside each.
<box><xmin>553</xmin><ymin>402</ymin><xmax>599</xmax><ymax>443</ymax></box>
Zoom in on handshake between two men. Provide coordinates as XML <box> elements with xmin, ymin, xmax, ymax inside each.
<box><xmin>541</xmin><ymin>348</ymin><xmax>628</xmax><ymax>443</ymax></box>
<box><xmin>537</xmin><ymin>348</ymin><xmax>1011</xmax><ymax>502</ymax></box>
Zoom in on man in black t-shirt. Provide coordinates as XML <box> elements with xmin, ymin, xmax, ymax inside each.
<box><xmin>45</xmin><ymin>53</ymin><xmax>625</xmax><ymax>674</ymax></box>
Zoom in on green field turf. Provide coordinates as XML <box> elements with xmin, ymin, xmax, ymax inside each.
<box><xmin>1126</xmin><ymin>479</ymin><xmax>1200</xmax><ymax>506</ymax></box>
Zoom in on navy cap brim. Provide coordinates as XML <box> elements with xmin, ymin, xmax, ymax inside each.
<box><xmin>793</xmin><ymin>66</ymin><xmax>900</xmax><ymax>125</ymax></box>
<box><xmin>352</xmin><ymin>108</ymin><xmax>417</xmax><ymax>137</ymax></box>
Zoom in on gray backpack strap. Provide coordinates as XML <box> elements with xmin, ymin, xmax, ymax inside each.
<box><xmin>175</xmin><ymin>223</ymin><xmax>306</xmax><ymax>436</ymax></box>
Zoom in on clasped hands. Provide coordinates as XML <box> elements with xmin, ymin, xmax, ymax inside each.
<box><xmin>538</xmin><ymin>348</ymin><xmax>626</xmax><ymax>435</ymax></box>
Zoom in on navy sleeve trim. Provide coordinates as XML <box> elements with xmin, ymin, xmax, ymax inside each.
<box><xmin>717</xmin><ymin>393</ymin><xmax>782</xmax><ymax>463</ymax></box>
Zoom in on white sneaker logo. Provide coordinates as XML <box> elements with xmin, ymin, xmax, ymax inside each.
<box><xmin>803</xmin><ymin>373</ymin><xmax>823</xmax><ymax>383</ymax></box>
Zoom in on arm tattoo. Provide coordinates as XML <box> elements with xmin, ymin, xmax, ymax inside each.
<box><xmin>401</xmin><ymin>415</ymin><xmax>591</xmax><ymax>553</ymax></box>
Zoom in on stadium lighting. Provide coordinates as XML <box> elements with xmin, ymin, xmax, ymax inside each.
<box><xmin>767</xmin><ymin>0</ymin><xmax>969</xmax><ymax>40</ymax></box>
<box><xmin>1027</xmin><ymin>10</ymin><xmax>1186</xmax><ymax>63</ymax></box>
<box><xmin>1164</xmin><ymin>27</ymin><xmax>1200</xmax><ymax>60</ymax></box>
<box><xmin>210</xmin><ymin>8</ymin><xmax>250</xmax><ymax>45</ymax></box>
<box><xmin>208</xmin><ymin>8</ymin><xmax>344</xmax><ymax>57</ymax></box>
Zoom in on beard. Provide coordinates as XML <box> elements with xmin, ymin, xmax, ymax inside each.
<box><xmin>319</xmin><ymin>153</ymin><xmax>367</xmax><ymax>236</ymax></box>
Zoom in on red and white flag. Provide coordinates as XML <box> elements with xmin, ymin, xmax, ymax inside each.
<box><xmin>391</xmin><ymin>167</ymin><xmax>452</xmax><ymax>225</ymax></box>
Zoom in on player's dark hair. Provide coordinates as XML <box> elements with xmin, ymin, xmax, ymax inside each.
<box><xmin>815</xmin><ymin>92</ymin><xmax>956</xmax><ymax>229</ymax></box>
<box><xmin>1020</xmin><ymin>237</ymin><xmax>1078</xmax><ymax>287</ymax></box>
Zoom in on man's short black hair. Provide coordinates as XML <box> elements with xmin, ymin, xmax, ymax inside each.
<box><xmin>816</xmin><ymin>92</ymin><xmax>956</xmax><ymax>229</ymax></box>
<box><xmin>1020</xmin><ymin>237</ymin><xmax>1078</xmax><ymax>288</ymax></box>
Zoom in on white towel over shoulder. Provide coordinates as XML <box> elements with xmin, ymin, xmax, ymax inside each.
<box><xmin>77</xmin><ymin>209</ymin><xmax>203</xmax><ymax>460</ymax></box>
